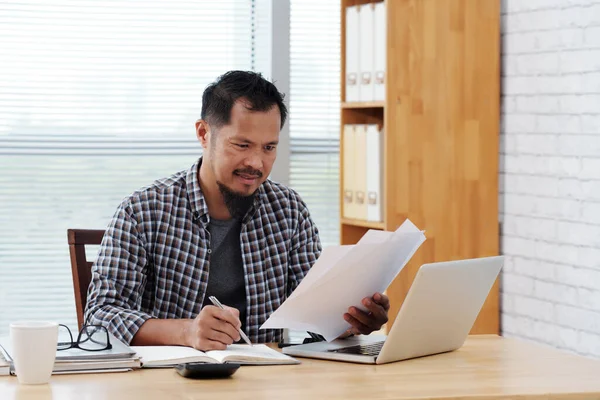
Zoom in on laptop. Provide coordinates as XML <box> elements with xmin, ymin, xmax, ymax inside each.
<box><xmin>283</xmin><ymin>255</ymin><xmax>504</xmax><ymax>364</ymax></box>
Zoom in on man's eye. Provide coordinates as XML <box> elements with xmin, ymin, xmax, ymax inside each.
<box><xmin>265</xmin><ymin>145</ymin><xmax>276</xmax><ymax>151</ymax></box>
<box><xmin>236</xmin><ymin>143</ymin><xmax>249</xmax><ymax>149</ymax></box>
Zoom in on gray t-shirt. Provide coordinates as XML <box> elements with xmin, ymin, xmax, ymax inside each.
<box><xmin>204</xmin><ymin>217</ymin><xmax>247</xmax><ymax>334</ymax></box>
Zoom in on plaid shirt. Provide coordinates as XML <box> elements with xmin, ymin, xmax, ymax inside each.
<box><xmin>84</xmin><ymin>157</ymin><xmax>322</xmax><ymax>344</ymax></box>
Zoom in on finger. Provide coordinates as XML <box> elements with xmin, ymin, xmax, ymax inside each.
<box><xmin>347</xmin><ymin>306</ymin><xmax>378</xmax><ymax>328</ymax></box>
<box><xmin>210</xmin><ymin>317</ymin><xmax>241</xmax><ymax>342</ymax></box>
<box><xmin>206</xmin><ymin>329</ymin><xmax>235</xmax><ymax>346</ymax></box>
<box><xmin>200</xmin><ymin>339</ymin><xmax>228</xmax><ymax>351</ymax></box>
<box><xmin>343</xmin><ymin>313</ymin><xmax>371</xmax><ymax>335</ymax></box>
<box><xmin>223</xmin><ymin>305</ymin><xmax>240</xmax><ymax>319</ymax></box>
<box><xmin>209</xmin><ymin>306</ymin><xmax>242</xmax><ymax>329</ymax></box>
<box><xmin>373</xmin><ymin>293</ymin><xmax>390</xmax><ymax>311</ymax></box>
<box><xmin>361</xmin><ymin>297</ymin><xmax>389</xmax><ymax>324</ymax></box>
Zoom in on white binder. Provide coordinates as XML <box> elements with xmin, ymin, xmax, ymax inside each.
<box><xmin>358</xmin><ymin>4</ymin><xmax>374</xmax><ymax>102</ymax></box>
<box><xmin>354</xmin><ymin>124</ymin><xmax>368</xmax><ymax>220</ymax></box>
<box><xmin>342</xmin><ymin>124</ymin><xmax>356</xmax><ymax>219</ymax></box>
<box><xmin>345</xmin><ymin>6</ymin><xmax>360</xmax><ymax>102</ymax></box>
<box><xmin>373</xmin><ymin>2</ymin><xmax>386</xmax><ymax>102</ymax></box>
<box><xmin>366</xmin><ymin>124</ymin><xmax>383</xmax><ymax>222</ymax></box>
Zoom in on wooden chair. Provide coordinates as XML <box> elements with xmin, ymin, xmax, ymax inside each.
<box><xmin>67</xmin><ymin>229</ymin><xmax>105</xmax><ymax>330</ymax></box>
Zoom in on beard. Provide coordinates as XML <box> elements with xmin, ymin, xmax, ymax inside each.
<box><xmin>217</xmin><ymin>177</ymin><xmax>258</xmax><ymax>220</ymax></box>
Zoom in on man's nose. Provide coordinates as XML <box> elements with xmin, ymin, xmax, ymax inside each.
<box><xmin>244</xmin><ymin>151</ymin><xmax>264</xmax><ymax>171</ymax></box>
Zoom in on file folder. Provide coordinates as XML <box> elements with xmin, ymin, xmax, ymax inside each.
<box><xmin>366</xmin><ymin>124</ymin><xmax>383</xmax><ymax>222</ymax></box>
<box><xmin>345</xmin><ymin>6</ymin><xmax>360</xmax><ymax>102</ymax></box>
<box><xmin>358</xmin><ymin>4</ymin><xmax>374</xmax><ymax>102</ymax></box>
<box><xmin>342</xmin><ymin>124</ymin><xmax>356</xmax><ymax>219</ymax></box>
<box><xmin>354</xmin><ymin>124</ymin><xmax>368</xmax><ymax>220</ymax></box>
<box><xmin>373</xmin><ymin>2</ymin><xmax>386</xmax><ymax>102</ymax></box>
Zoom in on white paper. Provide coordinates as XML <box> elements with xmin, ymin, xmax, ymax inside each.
<box><xmin>261</xmin><ymin>219</ymin><xmax>426</xmax><ymax>341</ymax></box>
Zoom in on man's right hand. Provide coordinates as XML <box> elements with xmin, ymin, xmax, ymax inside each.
<box><xmin>185</xmin><ymin>305</ymin><xmax>242</xmax><ymax>351</ymax></box>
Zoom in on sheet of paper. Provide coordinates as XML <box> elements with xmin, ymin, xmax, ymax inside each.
<box><xmin>261</xmin><ymin>219</ymin><xmax>426</xmax><ymax>341</ymax></box>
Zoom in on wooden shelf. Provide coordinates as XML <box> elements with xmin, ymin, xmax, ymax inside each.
<box><xmin>341</xmin><ymin>218</ymin><xmax>385</xmax><ymax>230</ymax></box>
<box><xmin>340</xmin><ymin>0</ymin><xmax>500</xmax><ymax>336</ymax></box>
<box><xmin>341</xmin><ymin>101</ymin><xmax>385</xmax><ymax>109</ymax></box>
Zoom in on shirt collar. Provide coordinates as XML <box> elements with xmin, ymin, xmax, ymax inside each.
<box><xmin>186</xmin><ymin>156</ymin><xmax>266</xmax><ymax>225</ymax></box>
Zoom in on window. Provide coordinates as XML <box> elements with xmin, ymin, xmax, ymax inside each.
<box><xmin>289</xmin><ymin>0</ymin><xmax>341</xmax><ymax>248</ymax></box>
<box><xmin>0</xmin><ymin>0</ymin><xmax>254</xmax><ymax>335</ymax></box>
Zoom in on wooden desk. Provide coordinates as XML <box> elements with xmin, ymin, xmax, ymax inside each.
<box><xmin>3</xmin><ymin>335</ymin><xmax>600</xmax><ymax>400</ymax></box>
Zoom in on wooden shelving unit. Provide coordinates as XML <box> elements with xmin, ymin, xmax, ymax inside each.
<box><xmin>341</xmin><ymin>101</ymin><xmax>385</xmax><ymax>109</ymax></box>
<box><xmin>339</xmin><ymin>0</ymin><xmax>501</xmax><ymax>334</ymax></box>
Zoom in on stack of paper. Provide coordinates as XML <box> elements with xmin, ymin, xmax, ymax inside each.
<box><xmin>0</xmin><ymin>349</ymin><xmax>9</xmax><ymax>376</ymax></box>
<box><xmin>261</xmin><ymin>219</ymin><xmax>426</xmax><ymax>341</ymax></box>
<box><xmin>0</xmin><ymin>332</ymin><xmax>140</xmax><ymax>375</ymax></box>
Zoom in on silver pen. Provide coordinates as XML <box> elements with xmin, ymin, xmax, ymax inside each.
<box><xmin>208</xmin><ymin>296</ymin><xmax>253</xmax><ymax>346</ymax></box>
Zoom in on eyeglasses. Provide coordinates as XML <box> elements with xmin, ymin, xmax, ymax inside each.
<box><xmin>57</xmin><ymin>324</ymin><xmax>113</xmax><ymax>352</ymax></box>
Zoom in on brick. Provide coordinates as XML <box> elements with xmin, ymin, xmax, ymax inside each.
<box><xmin>516</xmin><ymin>96</ymin><xmax>561</xmax><ymax>114</ymax></box>
<box><xmin>558</xmin><ymin>135</ymin><xmax>600</xmax><ymax>157</ymax></box>
<box><xmin>581</xmin><ymin>115</ymin><xmax>600</xmax><ymax>134</ymax></box>
<box><xmin>578</xmin><ymin>287</ymin><xmax>600</xmax><ymax>310</ymax></box>
<box><xmin>504</xmin><ymin>114</ymin><xmax>537</xmax><ymax>132</ymax></box>
<box><xmin>513</xmin><ymin>293</ymin><xmax>555</xmax><ymax>321</ymax></box>
<box><xmin>503</xmin><ymin>273</ymin><xmax>536</xmax><ymax>295</ymax></box>
<box><xmin>517</xmin><ymin>53</ymin><xmax>561</xmax><ymax>75</ymax></box>
<box><xmin>502</xmin><ymin>314</ymin><xmax>534</xmax><ymax>337</ymax></box>
<box><xmin>581</xmin><ymin>202</ymin><xmax>600</xmax><ymax>224</ymax></box>
<box><xmin>513</xmin><ymin>257</ymin><xmax>556</xmax><ymax>281</ymax></box>
<box><xmin>535</xmin><ymin>241</ymin><xmax>580</xmax><ymax>267</ymax></box>
<box><xmin>559</xmin><ymin>95</ymin><xmax>600</xmax><ymax>114</ymax></box>
<box><xmin>576</xmin><ymin>246</ymin><xmax>600</xmax><ymax>269</ymax></box>
<box><xmin>504</xmin><ymin>33</ymin><xmax>538</xmax><ymax>54</ymax></box>
<box><xmin>553</xmin><ymin>325</ymin><xmax>581</xmax><ymax>351</ymax></box>
<box><xmin>558</xmin><ymin>178</ymin><xmax>585</xmax><ymax>200</ymax></box>
<box><xmin>536</xmin><ymin>197</ymin><xmax>581</xmax><ymax>220</ymax></box>
<box><xmin>581</xmin><ymin>158</ymin><xmax>600</xmax><ymax>179</ymax></box>
<box><xmin>503</xmin><ymin>76</ymin><xmax>537</xmax><ymax>95</ymax></box>
<box><xmin>502</xmin><ymin>235</ymin><xmax>537</xmax><ymax>258</ymax></box>
<box><xmin>503</xmin><ymin>214</ymin><xmax>558</xmax><ymax>241</ymax></box>
<box><xmin>555</xmin><ymin>265</ymin><xmax>600</xmax><ymax>290</ymax></box>
<box><xmin>556</xmin><ymin>304</ymin><xmax>600</xmax><ymax>333</ymax></box>
<box><xmin>501</xmin><ymin>292</ymin><xmax>515</xmax><ymax>314</ymax></box>
<box><xmin>504</xmin><ymin>174</ymin><xmax>559</xmax><ymax>196</ymax></box>
<box><xmin>584</xmin><ymin>26</ymin><xmax>600</xmax><ymax>46</ymax></box>
<box><xmin>578</xmin><ymin>331</ymin><xmax>600</xmax><ymax>357</ymax></box>
<box><xmin>502</xmin><ymin>54</ymin><xmax>519</xmax><ymax>76</ymax></box>
<box><xmin>582</xmin><ymin>180</ymin><xmax>600</xmax><ymax>201</ymax></box>
<box><xmin>557</xmin><ymin>221</ymin><xmax>600</xmax><ymax>246</ymax></box>
<box><xmin>537</xmin><ymin>115</ymin><xmax>581</xmax><ymax>134</ymax></box>
<box><xmin>514</xmin><ymin>132</ymin><xmax>560</xmax><ymax>156</ymax></box>
<box><xmin>535</xmin><ymin>280</ymin><xmax>579</xmax><ymax>305</ymax></box>
<box><xmin>560</xmin><ymin>50</ymin><xmax>600</xmax><ymax>73</ymax></box>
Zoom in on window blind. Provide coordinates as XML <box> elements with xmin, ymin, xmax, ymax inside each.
<box><xmin>289</xmin><ymin>0</ymin><xmax>341</xmax><ymax>248</ymax></box>
<box><xmin>0</xmin><ymin>0</ymin><xmax>254</xmax><ymax>335</ymax></box>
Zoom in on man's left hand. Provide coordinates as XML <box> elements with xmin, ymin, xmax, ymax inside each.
<box><xmin>343</xmin><ymin>292</ymin><xmax>390</xmax><ymax>335</ymax></box>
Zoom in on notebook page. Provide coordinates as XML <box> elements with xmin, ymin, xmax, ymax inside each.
<box><xmin>131</xmin><ymin>345</ymin><xmax>215</xmax><ymax>367</ymax></box>
<box><xmin>206</xmin><ymin>344</ymin><xmax>299</xmax><ymax>365</ymax></box>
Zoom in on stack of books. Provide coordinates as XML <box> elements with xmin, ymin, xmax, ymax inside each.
<box><xmin>0</xmin><ymin>333</ymin><xmax>140</xmax><ymax>375</ymax></box>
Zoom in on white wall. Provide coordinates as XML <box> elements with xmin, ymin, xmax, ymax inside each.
<box><xmin>500</xmin><ymin>0</ymin><xmax>600</xmax><ymax>357</ymax></box>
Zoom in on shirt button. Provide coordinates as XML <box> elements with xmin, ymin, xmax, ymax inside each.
<box><xmin>207</xmin><ymin>249</ymin><xmax>212</xmax><ymax>254</ymax></box>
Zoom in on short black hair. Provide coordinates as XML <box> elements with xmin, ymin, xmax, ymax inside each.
<box><xmin>201</xmin><ymin>70</ymin><xmax>288</xmax><ymax>129</ymax></box>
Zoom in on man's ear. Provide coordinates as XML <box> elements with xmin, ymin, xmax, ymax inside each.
<box><xmin>195</xmin><ymin>120</ymin><xmax>210</xmax><ymax>149</ymax></box>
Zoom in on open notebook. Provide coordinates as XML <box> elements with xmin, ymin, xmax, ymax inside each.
<box><xmin>132</xmin><ymin>344</ymin><xmax>299</xmax><ymax>367</ymax></box>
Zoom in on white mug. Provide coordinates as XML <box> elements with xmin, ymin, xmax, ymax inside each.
<box><xmin>9</xmin><ymin>321</ymin><xmax>58</xmax><ymax>385</ymax></box>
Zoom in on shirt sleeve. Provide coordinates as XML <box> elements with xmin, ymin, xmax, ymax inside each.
<box><xmin>84</xmin><ymin>199</ymin><xmax>153</xmax><ymax>344</ymax></box>
<box><xmin>287</xmin><ymin>196</ymin><xmax>322</xmax><ymax>296</ymax></box>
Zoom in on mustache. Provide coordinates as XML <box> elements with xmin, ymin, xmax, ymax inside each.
<box><xmin>234</xmin><ymin>168</ymin><xmax>263</xmax><ymax>178</ymax></box>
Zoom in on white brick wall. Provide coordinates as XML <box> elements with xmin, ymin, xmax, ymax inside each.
<box><xmin>501</xmin><ymin>0</ymin><xmax>600</xmax><ymax>358</ymax></box>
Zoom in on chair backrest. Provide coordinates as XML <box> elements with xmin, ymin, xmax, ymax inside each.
<box><xmin>67</xmin><ymin>229</ymin><xmax>105</xmax><ymax>330</ymax></box>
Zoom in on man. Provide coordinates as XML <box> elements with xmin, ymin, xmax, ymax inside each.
<box><xmin>85</xmin><ymin>70</ymin><xmax>390</xmax><ymax>351</ymax></box>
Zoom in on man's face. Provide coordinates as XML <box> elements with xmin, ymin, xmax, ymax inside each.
<box><xmin>201</xmin><ymin>100</ymin><xmax>280</xmax><ymax>197</ymax></box>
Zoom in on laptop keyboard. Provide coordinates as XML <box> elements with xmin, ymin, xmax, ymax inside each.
<box><xmin>327</xmin><ymin>341</ymin><xmax>385</xmax><ymax>357</ymax></box>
